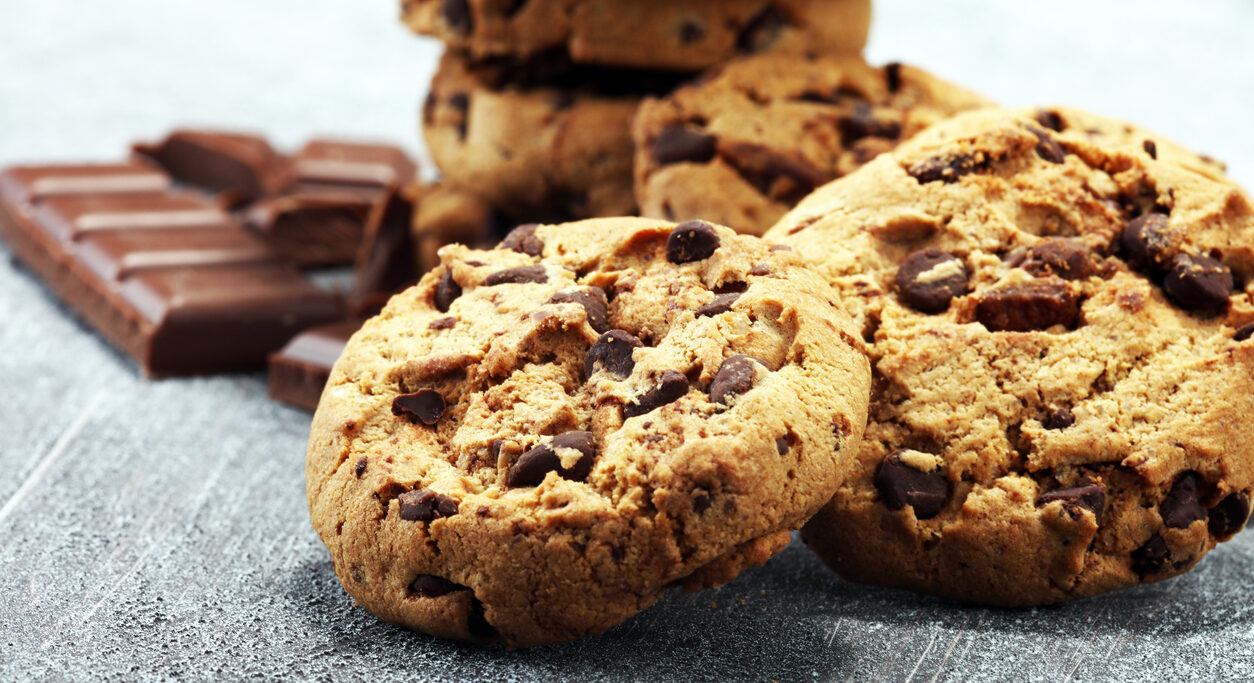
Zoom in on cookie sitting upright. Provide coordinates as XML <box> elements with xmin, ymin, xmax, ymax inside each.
<box><xmin>306</xmin><ymin>217</ymin><xmax>870</xmax><ymax>646</ymax></box>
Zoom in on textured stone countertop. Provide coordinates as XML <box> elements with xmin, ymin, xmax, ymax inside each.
<box><xmin>2</xmin><ymin>0</ymin><xmax>1253</xmax><ymax>679</ymax></box>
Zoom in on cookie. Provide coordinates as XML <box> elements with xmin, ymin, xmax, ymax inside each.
<box><xmin>633</xmin><ymin>54</ymin><xmax>991</xmax><ymax>236</ymax></box>
<box><xmin>424</xmin><ymin>50</ymin><xmax>687</xmax><ymax>221</ymax></box>
<box><xmin>400</xmin><ymin>0</ymin><xmax>870</xmax><ymax>72</ymax></box>
<box><xmin>306</xmin><ymin>217</ymin><xmax>871</xmax><ymax>645</ymax></box>
<box><xmin>764</xmin><ymin>106</ymin><xmax>1254</xmax><ymax>605</ymax></box>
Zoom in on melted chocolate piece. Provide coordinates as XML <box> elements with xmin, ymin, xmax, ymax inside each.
<box><xmin>392</xmin><ymin>389</ymin><xmax>447</xmax><ymax>426</ymax></box>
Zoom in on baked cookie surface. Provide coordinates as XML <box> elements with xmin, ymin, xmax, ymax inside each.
<box><xmin>765</xmin><ymin>106</ymin><xmax>1254</xmax><ymax>605</ymax></box>
<box><xmin>633</xmin><ymin>54</ymin><xmax>990</xmax><ymax>236</ymax></box>
<box><xmin>307</xmin><ymin>217</ymin><xmax>870</xmax><ymax>645</ymax></box>
<box><xmin>400</xmin><ymin>0</ymin><xmax>871</xmax><ymax>71</ymax></box>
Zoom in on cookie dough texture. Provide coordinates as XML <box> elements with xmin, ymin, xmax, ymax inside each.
<box><xmin>765</xmin><ymin>106</ymin><xmax>1254</xmax><ymax>605</ymax></box>
<box><xmin>400</xmin><ymin>0</ymin><xmax>871</xmax><ymax>71</ymax></box>
<box><xmin>307</xmin><ymin>217</ymin><xmax>871</xmax><ymax>646</ymax></box>
<box><xmin>423</xmin><ymin>51</ymin><xmax>680</xmax><ymax>220</ymax></box>
<box><xmin>633</xmin><ymin>55</ymin><xmax>991</xmax><ymax>236</ymax></box>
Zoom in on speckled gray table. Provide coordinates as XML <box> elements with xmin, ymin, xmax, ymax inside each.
<box><xmin>3</xmin><ymin>0</ymin><xmax>1254</xmax><ymax>680</ymax></box>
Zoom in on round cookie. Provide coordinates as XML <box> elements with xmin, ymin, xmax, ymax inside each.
<box><xmin>764</xmin><ymin>106</ymin><xmax>1254</xmax><ymax>605</ymax></box>
<box><xmin>423</xmin><ymin>50</ymin><xmax>686</xmax><ymax>220</ymax></box>
<box><xmin>401</xmin><ymin>0</ymin><xmax>871</xmax><ymax>72</ymax></box>
<box><xmin>306</xmin><ymin>217</ymin><xmax>871</xmax><ymax>646</ymax></box>
<box><xmin>633</xmin><ymin>54</ymin><xmax>991</xmax><ymax>236</ymax></box>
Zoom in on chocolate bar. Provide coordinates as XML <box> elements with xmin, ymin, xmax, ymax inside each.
<box><xmin>0</xmin><ymin>163</ymin><xmax>342</xmax><ymax>376</ymax></box>
<box><xmin>267</xmin><ymin>320</ymin><xmax>359</xmax><ymax>410</ymax></box>
<box><xmin>279</xmin><ymin>140</ymin><xmax>417</xmax><ymax>196</ymax></box>
<box><xmin>133</xmin><ymin>129</ymin><xmax>280</xmax><ymax>207</ymax></box>
<box><xmin>244</xmin><ymin>190</ymin><xmax>376</xmax><ymax>267</ymax></box>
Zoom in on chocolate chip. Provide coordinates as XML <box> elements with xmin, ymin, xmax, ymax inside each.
<box><xmin>1017</xmin><ymin>239</ymin><xmax>1097</xmax><ymax>280</ymax></box>
<box><xmin>483</xmin><ymin>265</ymin><xmax>548</xmax><ymax>286</ymax></box>
<box><xmin>1029</xmin><ymin>125</ymin><xmax>1066</xmax><ymax>164</ymax></box>
<box><xmin>584</xmin><ymin>330</ymin><xmax>642</xmax><ymax>379</ymax></box>
<box><xmin>549</xmin><ymin>288</ymin><xmax>610</xmax><ymax>333</ymax></box>
<box><xmin>504</xmin><ymin>0</ymin><xmax>528</xmax><ymax>17</ymax></box>
<box><xmin>434</xmin><ymin>270</ymin><xmax>461</xmax><ymax>312</ymax></box>
<box><xmin>1120</xmin><ymin>213</ymin><xmax>1175</xmax><ymax>272</ymax></box>
<box><xmin>1208</xmin><ymin>492</ymin><xmax>1250</xmax><ymax>539</ymax></box>
<box><xmin>696</xmin><ymin>293</ymin><xmax>740</xmax><ymax>318</ymax></box>
<box><xmin>895</xmin><ymin>249</ymin><xmax>968</xmax><ymax>313</ymax></box>
<box><xmin>977</xmin><ymin>281</ymin><xmax>1080</xmax><ymax>332</ymax></box>
<box><xmin>397</xmin><ymin>488</ymin><xmax>459</xmax><ymax>522</ymax></box>
<box><xmin>448</xmin><ymin>92</ymin><xmax>470</xmax><ymax>140</ymax></box>
<box><xmin>1236</xmin><ymin>323</ymin><xmax>1254</xmax><ymax>342</ymax></box>
<box><xmin>624</xmin><ymin>371</ymin><xmax>689</xmax><ymax>418</ymax></box>
<box><xmin>693</xmin><ymin>492</ymin><xmax>711</xmax><ymax>513</ymax></box>
<box><xmin>908</xmin><ymin>153</ymin><xmax>984</xmax><ymax>184</ymax></box>
<box><xmin>837</xmin><ymin>104</ymin><xmax>903</xmax><ymax>145</ymax></box>
<box><xmin>874</xmin><ymin>450</ymin><xmax>949</xmax><ymax>520</ymax></box>
<box><xmin>422</xmin><ymin>92</ymin><xmax>437</xmax><ymax>125</ymax></box>
<box><xmin>1143</xmin><ymin>139</ymin><xmax>1158</xmax><ymax>160</ymax></box>
<box><xmin>714</xmin><ymin>280</ymin><xmax>748</xmax><ymax>294</ymax></box>
<box><xmin>407</xmin><ymin>574</ymin><xmax>468</xmax><ymax>599</ymax></box>
<box><xmin>507</xmin><ymin>430</ymin><xmax>597</xmax><ymax>487</ymax></box>
<box><xmin>1161</xmin><ymin>471</ymin><xmax>1207</xmax><ymax>529</ymax></box>
<box><xmin>708</xmin><ymin>355</ymin><xmax>762</xmax><ymax>407</ymax></box>
<box><xmin>1131</xmin><ymin>534</ymin><xmax>1169</xmax><ymax>575</ymax></box>
<box><xmin>666</xmin><ymin>221</ymin><xmax>720</xmax><ymax>263</ymax></box>
<box><xmin>677</xmin><ymin>19</ymin><xmax>705</xmax><ymax>44</ymax></box>
<box><xmin>736</xmin><ymin>6</ymin><xmax>791</xmax><ymax>53</ymax></box>
<box><xmin>652</xmin><ymin>126</ymin><xmax>718</xmax><ymax>166</ymax></box>
<box><xmin>430</xmin><ymin>316</ymin><xmax>457</xmax><ymax>330</ymax></box>
<box><xmin>1036</xmin><ymin>483</ymin><xmax>1106</xmax><ymax>524</ymax></box>
<box><xmin>354</xmin><ymin>456</ymin><xmax>368</xmax><ymax>478</ymax></box>
<box><xmin>501</xmin><ymin>223</ymin><xmax>543</xmax><ymax>256</ymax></box>
<box><xmin>1163</xmin><ymin>253</ymin><xmax>1233</xmax><ymax>314</ymax></box>
<box><xmin>1044</xmin><ymin>408</ymin><xmax>1075</xmax><ymax>430</ymax></box>
<box><xmin>776</xmin><ymin>436</ymin><xmax>791</xmax><ymax>454</ymax></box>
<box><xmin>468</xmin><ymin>599</ymin><xmax>495</xmax><ymax>638</ymax></box>
<box><xmin>718</xmin><ymin>142</ymin><xmax>825</xmax><ymax>203</ymax></box>
<box><xmin>1035</xmin><ymin>110</ymin><xmax>1064</xmax><ymax>132</ymax></box>
<box><xmin>885</xmin><ymin>62</ymin><xmax>903</xmax><ymax>94</ymax></box>
<box><xmin>392</xmin><ymin>389</ymin><xmax>446</xmax><ymax>426</ymax></box>
<box><xmin>441</xmin><ymin>0</ymin><xmax>472</xmax><ymax>33</ymax></box>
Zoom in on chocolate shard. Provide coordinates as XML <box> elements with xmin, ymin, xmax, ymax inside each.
<box><xmin>1131</xmin><ymin>534</ymin><xmax>1170</xmax><ymax>575</ymax></box>
<box><xmin>1017</xmin><ymin>238</ymin><xmax>1097</xmax><ymax>280</ymax></box>
<box><xmin>584</xmin><ymin>329</ymin><xmax>642</xmax><ymax>379</ymax></box>
<box><xmin>652</xmin><ymin>126</ymin><xmax>718</xmax><ymax>166</ymax></box>
<box><xmin>1160</xmin><ymin>471</ymin><xmax>1207</xmax><ymax>529</ymax></box>
<box><xmin>392</xmin><ymin>389</ymin><xmax>446</xmax><ymax>426</ymax></box>
<box><xmin>624</xmin><ymin>370</ymin><xmax>690</xmax><ymax>418</ymax></box>
<box><xmin>132</xmin><ymin>129</ymin><xmax>277</xmax><ymax>205</ymax></box>
<box><xmin>666</xmin><ymin>220</ymin><xmax>721</xmax><ymax>263</ymax></box>
<box><xmin>407</xmin><ymin>574</ymin><xmax>469</xmax><ymax>598</ymax></box>
<box><xmin>1036</xmin><ymin>483</ymin><xmax>1106</xmax><ymax>524</ymax></box>
<box><xmin>708</xmin><ymin>355</ymin><xmax>763</xmax><ymax>407</ymax></box>
<box><xmin>434</xmin><ymin>269</ymin><xmax>463</xmax><ymax>312</ymax></box>
<box><xmin>549</xmin><ymin>288</ymin><xmax>610</xmax><ymax>333</ymax></box>
<box><xmin>1208</xmin><ymin>492</ymin><xmax>1251</xmax><ymax>539</ymax></box>
<box><xmin>976</xmin><ymin>281</ymin><xmax>1080</xmax><ymax>332</ymax></box>
<box><xmin>895</xmin><ymin>248</ymin><xmax>968</xmax><ymax>313</ymax></box>
<box><xmin>1163</xmin><ymin>253</ymin><xmax>1233</xmax><ymax>314</ymax></box>
<box><xmin>500</xmin><ymin>223</ymin><xmax>544</xmax><ymax>256</ymax></box>
<box><xmin>483</xmin><ymin>264</ymin><xmax>548</xmax><ymax>286</ymax></box>
<box><xmin>507</xmin><ymin>430</ymin><xmax>597</xmax><ymax>487</ymax></box>
<box><xmin>268</xmin><ymin>321</ymin><xmax>361</xmax><ymax>411</ymax></box>
<box><xmin>696</xmin><ymin>292</ymin><xmax>741</xmax><ymax>318</ymax></box>
<box><xmin>874</xmin><ymin>450</ymin><xmax>949</xmax><ymax>520</ymax></box>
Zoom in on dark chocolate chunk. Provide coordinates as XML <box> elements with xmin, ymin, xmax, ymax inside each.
<box><xmin>736</xmin><ymin>6</ymin><xmax>791</xmax><ymax>53</ymax></box>
<box><xmin>504</xmin><ymin>0</ymin><xmax>529</xmax><ymax>16</ymax></box>
<box><xmin>837</xmin><ymin>104</ymin><xmax>903</xmax><ymax>146</ymax></box>
<box><xmin>1044</xmin><ymin>408</ymin><xmax>1075</xmax><ymax>430</ymax></box>
<box><xmin>885</xmin><ymin>62</ymin><xmax>903</xmax><ymax>94</ymax></box>
<box><xmin>1018</xmin><ymin>238</ymin><xmax>1097</xmax><ymax>280</ymax></box>
<box><xmin>435</xmin><ymin>269</ymin><xmax>462</xmax><ymax>312</ymax></box>
<box><xmin>624</xmin><ymin>370</ymin><xmax>689</xmax><ymax>418</ymax></box>
<box><xmin>1035</xmin><ymin>110</ymin><xmax>1064</xmax><ymax>132</ymax></box>
<box><xmin>1160</xmin><ymin>471</ymin><xmax>1207</xmax><ymax>529</ymax></box>
<box><xmin>666</xmin><ymin>221</ymin><xmax>721</xmax><ymax>263</ymax></box>
<box><xmin>501</xmin><ymin>223</ymin><xmax>544</xmax><ymax>256</ymax></box>
<box><xmin>1143</xmin><ymin>139</ymin><xmax>1158</xmax><ymax>160</ymax></box>
<box><xmin>1236</xmin><ymin>322</ymin><xmax>1254</xmax><ymax>342</ymax></box>
<box><xmin>977</xmin><ymin>281</ymin><xmax>1080</xmax><ymax>332</ymax></box>
<box><xmin>442</xmin><ymin>0</ymin><xmax>472</xmax><ymax>33</ymax></box>
<box><xmin>895</xmin><ymin>248</ymin><xmax>968</xmax><ymax>313</ymax></box>
<box><xmin>354</xmin><ymin>456</ymin><xmax>368</xmax><ymax>478</ymax></box>
<box><xmin>714</xmin><ymin>280</ymin><xmax>748</xmax><ymax>294</ymax></box>
<box><xmin>1028</xmin><ymin>125</ymin><xmax>1066</xmax><ymax>164</ymax></box>
<box><xmin>1036</xmin><ymin>483</ymin><xmax>1106</xmax><ymax>524</ymax></box>
<box><xmin>392</xmin><ymin>389</ymin><xmax>446</xmax><ymax>426</ymax></box>
<box><xmin>1131</xmin><ymin>534</ymin><xmax>1169</xmax><ymax>575</ymax></box>
<box><xmin>696</xmin><ymin>293</ymin><xmax>741</xmax><ymax>317</ymax></box>
<box><xmin>132</xmin><ymin>129</ymin><xmax>277</xmax><ymax>205</ymax></box>
<box><xmin>268</xmin><ymin>321</ymin><xmax>360</xmax><ymax>412</ymax></box>
<box><xmin>483</xmin><ymin>264</ymin><xmax>548</xmax><ymax>286</ymax></box>
<box><xmin>584</xmin><ymin>329</ymin><xmax>642</xmax><ymax>379</ymax></box>
<box><xmin>693</xmin><ymin>492</ymin><xmax>712</xmax><ymax>513</ymax></box>
<box><xmin>717</xmin><ymin>142</ymin><xmax>826</xmax><ymax>203</ymax></box>
<box><xmin>397</xmin><ymin>488</ymin><xmax>458</xmax><ymax>522</ymax></box>
<box><xmin>549</xmin><ymin>288</ymin><xmax>610</xmax><ymax>333</ymax></box>
<box><xmin>407</xmin><ymin>574</ymin><xmax>468</xmax><ymax>598</ymax></box>
<box><xmin>1208</xmin><ymin>492</ymin><xmax>1251</xmax><ymax>539</ymax></box>
<box><xmin>708</xmin><ymin>355</ymin><xmax>762</xmax><ymax>407</ymax></box>
<box><xmin>507</xmin><ymin>431</ymin><xmax>597</xmax><ymax>487</ymax></box>
<box><xmin>1163</xmin><ymin>253</ymin><xmax>1233</xmax><ymax>314</ymax></box>
<box><xmin>678</xmin><ymin>19</ymin><xmax>705</xmax><ymax>44</ymax></box>
<box><xmin>652</xmin><ymin>126</ymin><xmax>718</xmax><ymax>166</ymax></box>
<box><xmin>468</xmin><ymin>599</ymin><xmax>495</xmax><ymax>639</ymax></box>
<box><xmin>908</xmin><ymin>153</ymin><xmax>984</xmax><ymax>184</ymax></box>
<box><xmin>874</xmin><ymin>450</ymin><xmax>949</xmax><ymax>520</ymax></box>
<box><xmin>775</xmin><ymin>434</ymin><xmax>796</xmax><ymax>455</ymax></box>
<box><xmin>1120</xmin><ymin>213</ymin><xmax>1174</xmax><ymax>272</ymax></box>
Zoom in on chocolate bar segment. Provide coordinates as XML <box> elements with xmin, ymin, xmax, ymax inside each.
<box><xmin>0</xmin><ymin>164</ymin><xmax>342</xmax><ymax>376</ymax></box>
<box><xmin>280</xmin><ymin>140</ymin><xmax>417</xmax><ymax>196</ymax></box>
<box><xmin>268</xmin><ymin>320</ymin><xmax>360</xmax><ymax>410</ymax></box>
<box><xmin>244</xmin><ymin>191</ymin><xmax>376</xmax><ymax>267</ymax></box>
<box><xmin>133</xmin><ymin>129</ymin><xmax>280</xmax><ymax>206</ymax></box>
<box><xmin>348</xmin><ymin>187</ymin><xmax>419</xmax><ymax>316</ymax></box>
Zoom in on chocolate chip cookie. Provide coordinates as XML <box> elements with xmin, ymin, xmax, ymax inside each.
<box><xmin>634</xmin><ymin>54</ymin><xmax>991</xmax><ymax>236</ymax></box>
<box><xmin>401</xmin><ymin>0</ymin><xmax>871</xmax><ymax>72</ymax></box>
<box><xmin>423</xmin><ymin>50</ymin><xmax>688</xmax><ymax>221</ymax></box>
<box><xmin>765</xmin><ymin>106</ymin><xmax>1254</xmax><ymax>605</ymax></box>
<box><xmin>306</xmin><ymin>217</ymin><xmax>871</xmax><ymax>645</ymax></box>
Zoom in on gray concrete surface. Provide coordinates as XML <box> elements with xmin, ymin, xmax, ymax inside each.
<box><xmin>2</xmin><ymin>0</ymin><xmax>1253</xmax><ymax>680</ymax></box>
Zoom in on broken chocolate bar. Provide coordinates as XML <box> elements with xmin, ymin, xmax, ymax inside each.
<box><xmin>267</xmin><ymin>320</ymin><xmax>360</xmax><ymax>411</ymax></box>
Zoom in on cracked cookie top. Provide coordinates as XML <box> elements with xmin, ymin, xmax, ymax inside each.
<box><xmin>306</xmin><ymin>217</ymin><xmax>869</xmax><ymax>646</ymax></box>
<box><xmin>767</xmin><ymin>106</ymin><xmax>1254</xmax><ymax>605</ymax></box>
